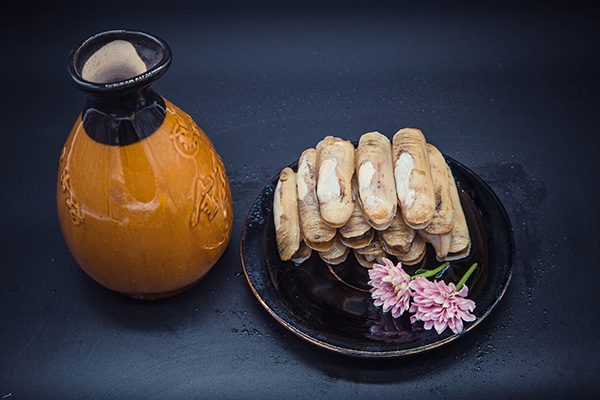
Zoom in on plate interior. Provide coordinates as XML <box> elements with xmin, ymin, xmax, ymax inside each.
<box><xmin>241</xmin><ymin>156</ymin><xmax>514</xmax><ymax>357</ymax></box>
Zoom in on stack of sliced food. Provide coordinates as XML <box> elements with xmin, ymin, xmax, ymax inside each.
<box><xmin>273</xmin><ymin>128</ymin><xmax>471</xmax><ymax>267</ymax></box>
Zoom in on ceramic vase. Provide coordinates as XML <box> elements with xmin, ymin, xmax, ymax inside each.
<box><xmin>57</xmin><ymin>30</ymin><xmax>233</xmax><ymax>299</ymax></box>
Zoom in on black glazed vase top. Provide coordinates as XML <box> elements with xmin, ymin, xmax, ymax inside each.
<box><xmin>67</xmin><ymin>30</ymin><xmax>171</xmax><ymax>146</ymax></box>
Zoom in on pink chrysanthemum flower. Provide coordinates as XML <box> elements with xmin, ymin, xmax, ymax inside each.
<box><xmin>409</xmin><ymin>277</ymin><xmax>476</xmax><ymax>335</ymax></box>
<box><xmin>368</xmin><ymin>258</ymin><xmax>412</xmax><ymax>318</ymax></box>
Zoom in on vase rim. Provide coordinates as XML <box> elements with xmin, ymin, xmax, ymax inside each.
<box><xmin>67</xmin><ymin>29</ymin><xmax>172</xmax><ymax>95</ymax></box>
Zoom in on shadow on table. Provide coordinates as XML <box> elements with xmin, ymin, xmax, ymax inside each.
<box><xmin>267</xmin><ymin>301</ymin><xmax>505</xmax><ymax>385</ymax></box>
<box><xmin>74</xmin><ymin>258</ymin><xmax>231</xmax><ymax>334</ymax></box>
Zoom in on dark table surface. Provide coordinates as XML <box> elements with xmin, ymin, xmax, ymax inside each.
<box><xmin>2</xmin><ymin>1</ymin><xmax>599</xmax><ymax>398</ymax></box>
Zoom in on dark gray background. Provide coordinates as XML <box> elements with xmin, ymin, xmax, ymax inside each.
<box><xmin>1</xmin><ymin>1</ymin><xmax>599</xmax><ymax>398</ymax></box>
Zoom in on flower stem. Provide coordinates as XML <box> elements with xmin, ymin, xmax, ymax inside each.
<box><xmin>412</xmin><ymin>262</ymin><xmax>449</xmax><ymax>280</ymax></box>
<box><xmin>456</xmin><ymin>263</ymin><xmax>479</xmax><ymax>291</ymax></box>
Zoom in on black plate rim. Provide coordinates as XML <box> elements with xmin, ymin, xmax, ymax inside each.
<box><xmin>240</xmin><ymin>154</ymin><xmax>515</xmax><ymax>358</ymax></box>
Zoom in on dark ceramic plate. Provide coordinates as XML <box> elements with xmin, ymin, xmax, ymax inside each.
<box><xmin>241</xmin><ymin>155</ymin><xmax>514</xmax><ymax>358</ymax></box>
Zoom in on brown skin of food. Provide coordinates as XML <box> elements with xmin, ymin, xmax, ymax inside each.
<box><xmin>353</xmin><ymin>239</ymin><xmax>390</xmax><ymax>268</ymax></box>
<box><xmin>378</xmin><ymin>210</ymin><xmax>416</xmax><ymax>253</ymax></box>
<box><xmin>316</xmin><ymin>136</ymin><xmax>355</xmax><ymax>228</ymax></box>
<box><xmin>417</xmin><ymin>229</ymin><xmax>452</xmax><ymax>261</ymax></box>
<box><xmin>423</xmin><ymin>143</ymin><xmax>454</xmax><ymax>235</ymax></box>
<box><xmin>354</xmin><ymin>251</ymin><xmax>386</xmax><ymax>268</ymax></box>
<box><xmin>319</xmin><ymin>233</ymin><xmax>350</xmax><ymax>265</ymax></box>
<box><xmin>338</xmin><ymin>176</ymin><xmax>373</xmax><ymax>237</ymax></box>
<box><xmin>297</xmin><ymin>148</ymin><xmax>337</xmax><ymax>244</ymax></box>
<box><xmin>305</xmin><ymin>236</ymin><xmax>336</xmax><ymax>251</ymax></box>
<box><xmin>395</xmin><ymin>234</ymin><xmax>427</xmax><ymax>265</ymax></box>
<box><xmin>274</xmin><ymin>167</ymin><xmax>301</xmax><ymax>260</ymax></box>
<box><xmin>290</xmin><ymin>240</ymin><xmax>312</xmax><ymax>264</ymax></box>
<box><xmin>392</xmin><ymin>128</ymin><xmax>436</xmax><ymax>229</ymax></box>
<box><xmin>445</xmin><ymin>162</ymin><xmax>471</xmax><ymax>258</ymax></box>
<box><xmin>340</xmin><ymin>229</ymin><xmax>375</xmax><ymax>249</ymax></box>
<box><xmin>355</xmin><ymin>131</ymin><xmax>396</xmax><ymax>230</ymax></box>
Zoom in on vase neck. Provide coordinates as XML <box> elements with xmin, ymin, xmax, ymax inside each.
<box><xmin>82</xmin><ymin>87</ymin><xmax>166</xmax><ymax>146</ymax></box>
<box><xmin>67</xmin><ymin>30</ymin><xmax>172</xmax><ymax>146</ymax></box>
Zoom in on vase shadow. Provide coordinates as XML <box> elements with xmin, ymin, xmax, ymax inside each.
<box><xmin>74</xmin><ymin>252</ymin><xmax>234</xmax><ymax>334</ymax></box>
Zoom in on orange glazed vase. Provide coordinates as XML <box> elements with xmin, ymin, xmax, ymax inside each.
<box><xmin>58</xmin><ymin>30</ymin><xmax>233</xmax><ymax>299</ymax></box>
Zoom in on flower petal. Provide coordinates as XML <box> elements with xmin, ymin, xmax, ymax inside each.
<box><xmin>406</xmin><ymin>275</ymin><xmax>477</xmax><ymax>336</ymax></box>
<box><xmin>434</xmin><ymin>319</ymin><xmax>447</xmax><ymax>334</ymax></box>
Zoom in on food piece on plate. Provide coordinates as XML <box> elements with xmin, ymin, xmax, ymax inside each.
<box><xmin>305</xmin><ymin>236</ymin><xmax>336</xmax><ymax>252</ymax></box>
<box><xmin>290</xmin><ymin>240</ymin><xmax>312</xmax><ymax>265</ymax></box>
<box><xmin>273</xmin><ymin>167</ymin><xmax>301</xmax><ymax>260</ymax></box>
<box><xmin>417</xmin><ymin>230</ymin><xmax>452</xmax><ymax>261</ymax></box>
<box><xmin>355</xmin><ymin>131</ymin><xmax>396</xmax><ymax>230</ymax></box>
<box><xmin>378</xmin><ymin>233</ymin><xmax>403</xmax><ymax>256</ymax></box>
<box><xmin>318</xmin><ymin>233</ymin><xmax>350</xmax><ymax>265</ymax></box>
<box><xmin>353</xmin><ymin>238</ymin><xmax>389</xmax><ymax>268</ymax></box>
<box><xmin>395</xmin><ymin>234</ymin><xmax>427</xmax><ymax>266</ymax></box>
<box><xmin>392</xmin><ymin>128</ymin><xmax>436</xmax><ymax>229</ymax></box>
<box><xmin>377</xmin><ymin>210</ymin><xmax>416</xmax><ymax>255</ymax></box>
<box><xmin>339</xmin><ymin>176</ymin><xmax>375</xmax><ymax>249</ymax></box>
<box><xmin>423</xmin><ymin>144</ymin><xmax>454</xmax><ymax>235</ymax></box>
<box><xmin>340</xmin><ymin>229</ymin><xmax>374</xmax><ymax>249</ymax></box>
<box><xmin>316</xmin><ymin>136</ymin><xmax>355</xmax><ymax>228</ymax></box>
<box><xmin>340</xmin><ymin>228</ymin><xmax>375</xmax><ymax>249</ymax></box>
<box><xmin>444</xmin><ymin>163</ymin><xmax>471</xmax><ymax>261</ymax></box>
<box><xmin>296</xmin><ymin>148</ymin><xmax>337</xmax><ymax>247</ymax></box>
<box><xmin>354</xmin><ymin>251</ymin><xmax>379</xmax><ymax>269</ymax></box>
